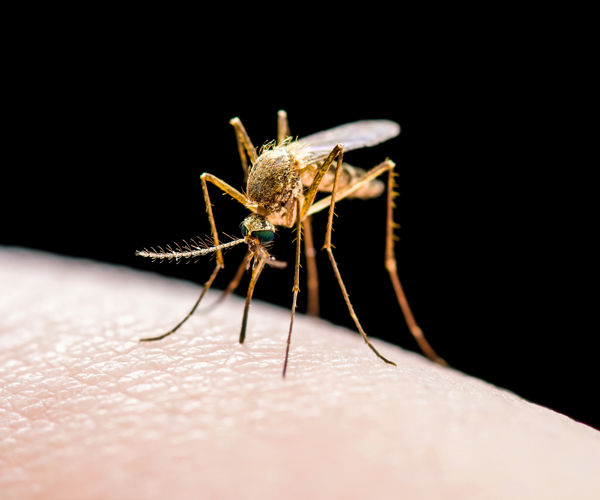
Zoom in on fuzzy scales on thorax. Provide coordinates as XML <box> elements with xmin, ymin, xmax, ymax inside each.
<box><xmin>246</xmin><ymin>145</ymin><xmax>308</xmax><ymax>228</ymax></box>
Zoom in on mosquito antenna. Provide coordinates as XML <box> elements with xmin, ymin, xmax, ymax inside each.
<box><xmin>136</xmin><ymin>238</ymin><xmax>245</xmax><ymax>262</ymax></box>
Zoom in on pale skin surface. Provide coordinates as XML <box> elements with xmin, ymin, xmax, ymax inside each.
<box><xmin>1</xmin><ymin>248</ymin><xmax>599</xmax><ymax>500</ymax></box>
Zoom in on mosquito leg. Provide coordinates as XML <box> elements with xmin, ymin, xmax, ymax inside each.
<box><xmin>322</xmin><ymin>149</ymin><xmax>397</xmax><ymax>366</ymax></box>
<box><xmin>298</xmin><ymin>145</ymin><xmax>396</xmax><ymax>363</ymax></box>
<box><xmin>302</xmin><ymin>216</ymin><xmax>319</xmax><ymax>317</ymax></box>
<box><xmin>140</xmin><ymin>174</ymin><xmax>226</xmax><ymax>342</ymax></box>
<box><xmin>300</xmin><ymin>144</ymin><xmax>344</xmax><ymax>220</ymax></box>
<box><xmin>277</xmin><ymin>110</ymin><xmax>290</xmax><ymax>145</ymax></box>
<box><xmin>239</xmin><ymin>257</ymin><xmax>266</xmax><ymax>344</ymax></box>
<box><xmin>140</xmin><ymin>264</ymin><xmax>221</xmax><ymax>341</ymax></box>
<box><xmin>200</xmin><ymin>173</ymin><xmax>252</xmax><ymax>210</ymax></box>
<box><xmin>229</xmin><ymin>117</ymin><xmax>257</xmax><ymax>181</ymax></box>
<box><xmin>199</xmin><ymin>250</ymin><xmax>250</xmax><ymax>312</ymax></box>
<box><xmin>306</xmin><ymin>157</ymin><xmax>446</xmax><ymax>366</ymax></box>
<box><xmin>384</xmin><ymin>167</ymin><xmax>447</xmax><ymax>366</ymax></box>
<box><xmin>283</xmin><ymin>200</ymin><xmax>303</xmax><ymax>376</ymax></box>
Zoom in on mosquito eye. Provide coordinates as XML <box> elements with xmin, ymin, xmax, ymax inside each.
<box><xmin>241</xmin><ymin>223</ymin><xmax>274</xmax><ymax>244</ymax></box>
<box><xmin>252</xmin><ymin>230</ymin><xmax>274</xmax><ymax>244</ymax></box>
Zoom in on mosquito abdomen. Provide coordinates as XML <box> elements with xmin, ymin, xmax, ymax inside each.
<box><xmin>313</xmin><ymin>164</ymin><xmax>385</xmax><ymax>200</ymax></box>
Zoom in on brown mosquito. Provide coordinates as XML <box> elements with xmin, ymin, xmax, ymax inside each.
<box><xmin>136</xmin><ymin>110</ymin><xmax>446</xmax><ymax>376</ymax></box>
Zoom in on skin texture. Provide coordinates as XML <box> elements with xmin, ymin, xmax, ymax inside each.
<box><xmin>1</xmin><ymin>248</ymin><xmax>599</xmax><ymax>500</ymax></box>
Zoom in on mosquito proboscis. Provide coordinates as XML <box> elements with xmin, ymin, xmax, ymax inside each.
<box><xmin>135</xmin><ymin>111</ymin><xmax>446</xmax><ymax>376</ymax></box>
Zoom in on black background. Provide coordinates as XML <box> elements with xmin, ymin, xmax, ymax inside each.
<box><xmin>2</xmin><ymin>25</ymin><xmax>596</xmax><ymax>431</ymax></box>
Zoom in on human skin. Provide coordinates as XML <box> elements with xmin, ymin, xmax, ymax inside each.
<box><xmin>1</xmin><ymin>248</ymin><xmax>599</xmax><ymax>500</ymax></box>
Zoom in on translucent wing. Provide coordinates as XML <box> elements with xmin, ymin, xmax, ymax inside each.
<box><xmin>295</xmin><ymin>120</ymin><xmax>400</xmax><ymax>162</ymax></box>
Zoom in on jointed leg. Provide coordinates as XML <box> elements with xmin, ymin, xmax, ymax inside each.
<box><xmin>201</xmin><ymin>172</ymin><xmax>252</xmax><ymax>210</ymax></box>
<box><xmin>300</xmin><ymin>144</ymin><xmax>344</xmax><ymax>220</ymax></box>
<box><xmin>239</xmin><ymin>257</ymin><xmax>266</xmax><ymax>344</ymax></box>
<box><xmin>140</xmin><ymin>264</ymin><xmax>221</xmax><ymax>342</ymax></box>
<box><xmin>302</xmin><ymin>216</ymin><xmax>319</xmax><ymax>317</ymax></box>
<box><xmin>140</xmin><ymin>174</ymin><xmax>226</xmax><ymax>342</ymax></box>
<box><xmin>322</xmin><ymin>150</ymin><xmax>397</xmax><ymax>366</ymax></box>
<box><xmin>283</xmin><ymin>198</ymin><xmax>303</xmax><ymax>377</ymax></box>
<box><xmin>306</xmin><ymin>158</ymin><xmax>445</xmax><ymax>365</ymax></box>
<box><xmin>384</xmin><ymin>168</ymin><xmax>446</xmax><ymax>366</ymax></box>
<box><xmin>229</xmin><ymin>117</ymin><xmax>258</xmax><ymax>181</ymax></box>
<box><xmin>290</xmin><ymin>143</ymin><xmax>344</xmax><ymax>317</ymax></box>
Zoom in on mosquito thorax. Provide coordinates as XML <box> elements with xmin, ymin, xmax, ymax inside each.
<box><xmin>247</xmin><ymin>147</ymin><xmax>301</xmax><ymax>212</ymax></box>
<box><xmin>241</xmin><ymin>214</ymin><xmax>275</xmax><ymax>244</ymax></box>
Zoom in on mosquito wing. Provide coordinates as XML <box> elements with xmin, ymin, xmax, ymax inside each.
<box><xmin>295</xmin><ymin>120</ymin><xmax>400</xmax><ymax>163</ymax></box>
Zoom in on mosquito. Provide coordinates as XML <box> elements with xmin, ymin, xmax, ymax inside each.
<box><xmin>136</xmin><ymin>110</ymin><xmax>446</xmax><ymax>376</ymax></box>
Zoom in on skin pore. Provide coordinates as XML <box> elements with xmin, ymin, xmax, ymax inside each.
<box><xmin>1</xmin><ymin>248</ymin><xmax>599</xmax><ymax>500</ymax></box>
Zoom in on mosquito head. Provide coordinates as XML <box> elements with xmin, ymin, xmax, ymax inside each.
<box><xmin>241</xmin><ymin>214</ymin><xmax>286</xmax><ymax>269</ymax></box>
<box><xmin>241</xmin><ymin>214</ymin><xmax>275</xmax><ymax>245</ymax></box>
